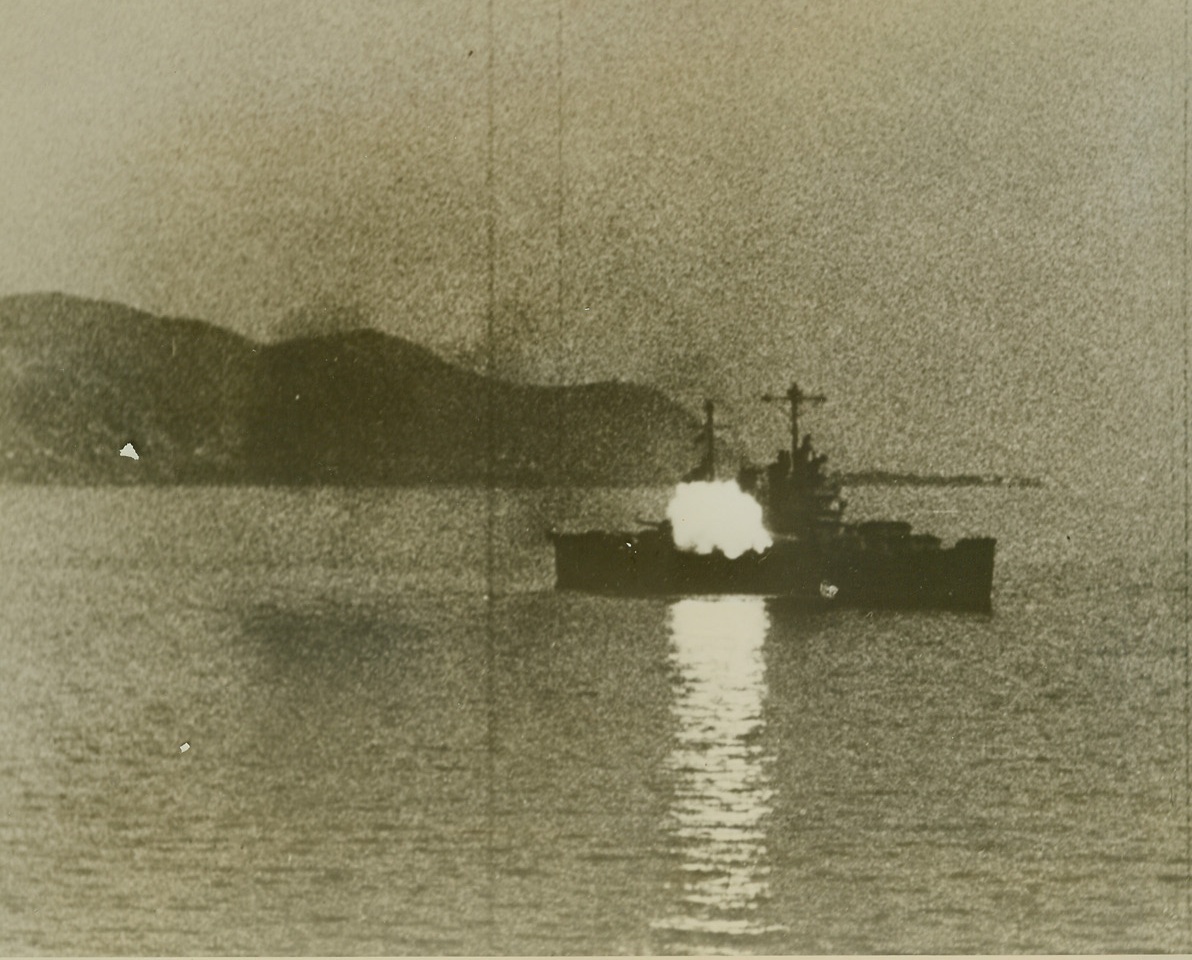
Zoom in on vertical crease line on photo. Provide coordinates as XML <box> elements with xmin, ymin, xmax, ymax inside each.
<box><xmin>555</xmin><ymin>0</ymin><xmax>565</xmax><ymax>486</ymax></box>
<box><xmin>484</xmin><ymin>0</ymin><xmax>498</xmax><ymax>943</ymax></box>
<box><xmin>554</xmin><ymin>0</ymin><xmax>566</xmax><ymax>747</ymax></box>
<box><xmin>1183</xmin><ymin>0</ymin><xmax>1191</xmax><ymax>928</ymax></box>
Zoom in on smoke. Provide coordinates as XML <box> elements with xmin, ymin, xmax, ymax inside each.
<box><xmin>666</xmin><ymin>481</ymin><xmax>773</xmax><ymax>560</ymax></box>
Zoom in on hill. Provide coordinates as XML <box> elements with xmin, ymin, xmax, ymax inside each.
<box><xmin>0</xmin><ymin>293</ymin><xmax>702</xmax><ymax>486</ymax></box>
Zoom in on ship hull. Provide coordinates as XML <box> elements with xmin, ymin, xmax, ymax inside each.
<box><xmin>550</xmin><ymin>530</ymin><xmax>996</xmax><ymax>612</ymax></box>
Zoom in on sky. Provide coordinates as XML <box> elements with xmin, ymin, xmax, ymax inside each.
<box><xmin>0</xmin><ymin>0</ymin><xmax>1186</xmax><ymax>490</ymax></box>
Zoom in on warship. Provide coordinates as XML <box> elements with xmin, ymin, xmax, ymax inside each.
<box><xmin>549</xmin><ymin>384</ymin><xmax>997</xmax><ymax>611</ymax></box>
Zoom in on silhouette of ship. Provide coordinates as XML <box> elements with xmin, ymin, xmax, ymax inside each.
<box><xmin>549</xmin><ymin>383</ymin><xmax>997</xmax><ymax>611</ymax></box>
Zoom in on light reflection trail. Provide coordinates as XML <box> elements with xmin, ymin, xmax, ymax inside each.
<box><xmin>652</xmin><ymin>596</ymin><xmax>785</xmax><ymax>951</ymax></box>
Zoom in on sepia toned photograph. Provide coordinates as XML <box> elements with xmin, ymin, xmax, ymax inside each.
<box><xmin>0</xmin><ymin>0</ymin><xmax>1188</xmax><ymax>954</ymax></box>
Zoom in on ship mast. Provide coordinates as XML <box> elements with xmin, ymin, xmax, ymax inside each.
<box><xmin>700</xmin><ymin>399</ymin><xmax>715</xmax><ymax>478</ymax></box>
<box><xmin>762</xmin><ymin>382</ymin><xmax>826</xmax><ymax>453</ymax></box>
<box><xmin>683</xmin><ymin>399</ymin><xmax>717</xmax><ymax>482</ymax></box>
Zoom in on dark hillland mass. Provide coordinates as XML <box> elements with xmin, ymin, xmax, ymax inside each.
<box><xmin>0</xmin><ymin>293</ymin><xmax>705</xmax><ymax>486</ymax></box>
<box><xmin>0</xmin><ymin>293</ymin><xmax>1038</xmax><ymax>490</ymax></box>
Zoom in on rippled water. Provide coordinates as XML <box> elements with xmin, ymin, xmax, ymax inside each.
<box><xmin>0</xmin><ymin>484</ymin><xmax>1187</xmax><ymax>953</ymax></box>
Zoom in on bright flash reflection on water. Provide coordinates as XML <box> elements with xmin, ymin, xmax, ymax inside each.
<box><xmin>653</xmin><ymin>597</ymin><xmax>785</xmax><ymax>950</ymax></box>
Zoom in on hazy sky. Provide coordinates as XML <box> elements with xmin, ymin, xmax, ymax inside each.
<box><xmin>0</xmin><ymin>0</ymin><xmax>1185</xmax><ymax>487</ymax></box>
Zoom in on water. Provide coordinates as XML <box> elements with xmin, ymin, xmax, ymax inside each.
<box><xmin>0</xmin><ymin>484</ymin><xmax>1187</xmax><ymax>954</ymax></box>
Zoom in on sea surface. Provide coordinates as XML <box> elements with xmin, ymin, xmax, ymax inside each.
<box><xmin>0</xmin><ymin>483</ymin><xmax>1188</xmax><ymax>954</ymax></box>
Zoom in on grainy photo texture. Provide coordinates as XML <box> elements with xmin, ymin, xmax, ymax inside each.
<box><xmin>0</xmin><ymin>1</ymin><xmax>1188</xmax><ymax>954</ymax></box>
